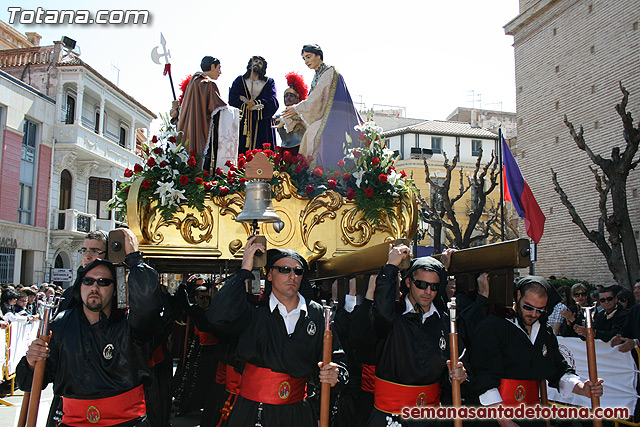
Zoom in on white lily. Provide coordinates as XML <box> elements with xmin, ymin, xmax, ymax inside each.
<box><xmin>155</xmin><ymin>181</ymin><xmax>175</xmax><ymax>206</ymax></box>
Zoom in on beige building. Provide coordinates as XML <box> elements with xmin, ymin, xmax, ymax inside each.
<box><xmin>383</xmin><ymin>121</ymin><xmax>502</xmax><ymax>254</ymax></box>
<box><xmin>504</xmin><ymin>0</ymin><xmax>640</xmax><ymax>284</ymax></box>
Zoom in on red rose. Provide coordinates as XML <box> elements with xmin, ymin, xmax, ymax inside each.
<box><xmin>399</xmin><ymin>170</ymin><xmax>407</xmax><ymax>178</ymax></box>
<box><xmin>279</xmin><ymin>165</ymin><xmax>287</xmax><ymax>172</ymax></box>
<box><xmin>327</xmin><ymin>179</ymin><xmax>337</xmax><ymax>189</ymax></box>
<box><xmin>203</xmin><ymin>181</ymin><xmax>212</xmax><ymax>190</ymax></box>
<box><xmin>262</xmin><ymin>143</ymin><xmax>271</xmax><ymax>150</ymax></box>
<box><xmin>388</xmin><ymin>166</ymin><xmax>396</xmax><ymax>174</ymax></box>
<box><xmin>312</xmin><ymin>167</ymin><xmax>323</xmax><ymax>177</ymax></box>
<box><xmin>142</xmin><ymin>180</ymin><xmax>151</xmax><ymax>189</ymax></box>
<box><xmin>353</xmin><ymin>150</ymin><xmax>362</xmax><ymax>158</ymax></box>
<box><xmin>188</xmin><ymin>156</ymin><xmax>197</xmax><ymax>167</ymax></box>
<box><xmin>190</xmin><ymin>150</ymin><xmax>197</xmax><ymax>157</ymax></box>
<box><xmin>307</xmin><ymin>155</ymin><xmax>313</xmax><ymax>164</ymax></box>
<box><xmin>294</xmin><ymin>164</ymin><xmax>303</xmax><ymax>173</ymax></box>
<box><xmin>372</xmin><ymin>157</ymin><xmax>380</xmax><ymax>166</ymax></box>
<box><xmin>219</xmin><ymin>186</ymin><xmax>229</xmax><ymax>196</ymax></box>
<box><xmin>292</xmin><ymin>154</ymin><xmax>301</xmax><ymax>164</ymax></box>
<box><xmin>342</xmin><ymin>173</ymin><xmax>351</xmax><ymax>181</ymax></box>
<box><xmin>238</xmin><ymin>159</ymin><xmax>246</xmax><ymax>168</ymax></box>
<box><xmin>179</xmin><ymin>175</ymin><xmax>189</xmax><ymax>186</ymax></box>
<box><xmin>124</xmin><ymin>168</ymin><xmax>133</xmax><ymax>178</ymax></box>
<box><xmin>379</xmin><ymin>174</ymin><xmax>388</xmax><ymax>183</ymax></box>
<box><xmin>203</xmin><ymin>170</ymin><xmax>210</xmax><ymax>178</ymax></box>
<box><xmin>283</xmin><ymin>151</ymin><xmax>293</xmax><ymax>163</ymax></box>
<box><xmin>274</xmin><ymin>153</ymin><xmax>282</xmax><ymax>164</ymax></box>
<box><xmin>151</xmin><ymin>135</ymin><xmax>158</xmax><ymax>143</ymax></box>
<box><xmin>239</xmin><ymin>178</ymin><xmax>247</xmax><ymax>185</ymax></box>
<box><xmin>346</xmin><ymin>188</ymin><xmax>355</xmax><ymax>200</ymax></box>
<box><xmin>225</xmin><ymin>160</ymin><xmax>233</xmax><ymax>167</ymax></box>
<box><xmin>365</xmin><ymin>187</ymin><xmax>374</xmax><ymax>197</ymax></box>
<box><xmin>159</xmin><ymin>160</ymin><xmax>168</xmax><ymax>168</ymax></box>
<box><xmin>134</xmin><ymin>163</ymin><xmax>143</xmax><ymax>173</ymax></box>
<box><xmin>364</xmin><ymin>138</ymin><xmax>371</xmax><ymax>147</ymax></box>
<box><xmin>147</xmin><ymin>157</ymin><xmax>156</xmax><ymax>167</ymax></box>
<box><xmin>264</xmin><ymin>149</ymin><xmax>274</xmax><ymax>158</ymax></box>
<box><xmin>337</xmin><ymin>159</ymin><xmax>345</xmax><ymax>167</ymax></box>
<box><xmin>230</xmin><ymin>164</ymin><xmax>237</xmax><ymax>172</ymax></box>
<box><xmin>358</xmin><ymin>134</ymin><xmax>366</xmax><ymax>141</ymax></box>
<box><xmin>216</xmin><ymin>168</ymin><xmax>224</xmax><ymax>176</ymax></box>
<box><xmin>168</xmin><ymin>136</ymin><xmax>176</xmax><ymax>143</ymax></box>
<box><xmin>211</xmin><ymin>181</ymin><xmax>218</xmax><ymax>186</ymax></box>
<box><xmin>305</xmin><ymin>185</ymin><xmax>315</xmax><ymax>196</ymax></box>
<box><xmin>195</xmin><ymin>177</ymin><xmax>203</xmax><ymax>185</ymax></box>
<box><xmin>153</xmin><ymin>147</ymin><xmax>163</xmax><ymax>155</ymax></box>
<box><xmin>246</xmin><ymin>152</ymin><xmax>254</xmax><ymax>161</ymax></box>
<box><xmin>227</xmin><ymin>170</ymin><xmax>237</xmax><ymax>178</ymax></box>
<box><xmin>228</xmin><ymin>176</ymin><xmax>236</xmax><ymax>184</ymax></box>
<box><xmin>238</xmin><ymin>153</ymin><xmax>246</xmax><ymax>160</ymax></box>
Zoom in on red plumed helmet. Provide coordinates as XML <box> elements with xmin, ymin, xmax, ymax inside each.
<box><xmin>285</xmin><ymin>72</ymin><xmax>308</xmax><ymax>101</ymax></box>
<box><xmin>178</xmin><ymin>74</ymin><xmax>192</xmax><ymax>105</ymax></box>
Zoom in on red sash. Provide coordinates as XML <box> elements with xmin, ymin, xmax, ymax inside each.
<box><xmin>239</xmin><ymin>363</ymin><xmax>307</xmax><ymax>405</ymax></box>
<box><xmin>215</xmin><ymin>361</ymin><xmax>227</xmax><ymax>385</ymax></box>
<box><xmin>374</xmin><ymin>376</ymin><xmax>441</xmax><ymax>415</ymax></box>
<box><xmin>195</xmin><ymin>326</ymin><xmax>218</xmax><ymax>346</ymax></box>
<box><xmin>62</xmin><ymin>384</ymin><xmax>145</xmax><ymax>426</ymax></box>
<box><xmin>498</xmin><ymin>379</ymin><xmax>540</xmax><ymax>406</ymax></box>
<box><xmin>361</xmin><ymin>363</ymin><xmax>376</xmax><ymax>393</ymax></box>
<box><xmin>225</xmin><ymin>364</ymin><xmax>242</xmax><ymax>394</ymax></box>
<box><xmin>148</xmin><ymin>345</ymin><xmax>165</xmax><ymax>367</ymax></box>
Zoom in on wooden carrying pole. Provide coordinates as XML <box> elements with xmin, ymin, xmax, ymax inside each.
<box><xmin>448</xmin><ymin>297</ymin><xmax>462</xmax><ymax>427</ymax></box>
<box><xmin>17</xmin><ymin>392</ymin><xmax>29</xmax><ymax>426</ymax></box>
<box><xmin>25</xmin><ymin>335</ymin><xmax>50</xmax><ymax>427</ymax></box>
<box><xmin>319</xmin><ymin>303</ymin><xmax>333</xmax><ymax>427</ymax></box>
<box><xmin>584</xmin><ymin>306</ymin><xmax>602</xmax><ymax>427</ymax></box>
<box><xmin>24</xmin><ymin>298</ymin><xmax>59</xmax><ymax>427</ymax></box>
<box><xmin>539</xmin><ymin>381</ymin><xmax>551</xmax><ymax>427</ymax></box>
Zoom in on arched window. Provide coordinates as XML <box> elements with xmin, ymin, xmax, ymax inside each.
<box><xmin>59</xmin><ymin>170</ymin><xmax>72</xmax><ymax>210</ymax></box>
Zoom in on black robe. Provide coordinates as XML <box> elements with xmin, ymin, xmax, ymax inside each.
<box><xmin>205</xmin><ymin>269</ymin><xmax>348</xmax><ymax>427</ymax></box>
<box><xmin>17</xmin><ymin>252</ymin><xmax>162</xmax><ymax>425</ymax></box>
<box><xmin>620</xmin><ymin>303</ymin><xmax>640</xmax><ymax>339</ymax></box>
<box><xmin>368</xmin><ymin>264</ymin><xmax>465</xmax><ymax>426</ymax></box>
<box><xmin>470</xmin><ymin>315</ymin><xmax>575</xmax><ymax>404</ymax></box>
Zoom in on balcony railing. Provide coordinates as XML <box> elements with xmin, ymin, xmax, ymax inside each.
<box><xmin>55</xmin><ymin>209</ymin><xmax>96</xmax><ymax>233</ymax></box>
<box><xmin>0</xmin><ymin>45</ymin><xmax>58</xmax><ymax>68</ymax></box>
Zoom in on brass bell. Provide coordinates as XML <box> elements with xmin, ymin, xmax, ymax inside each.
<box><xmin>236</xmin><ymin>180</ymin><xmax>282</xmax><ymax>224</ymax></box>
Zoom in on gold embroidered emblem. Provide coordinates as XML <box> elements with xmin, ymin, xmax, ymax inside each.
<box><xmin>514</xmin><ymin>385</ymin><xmax>526</xmax><ymax>402</ymax></box>
<box><xmin>416</xmin><ymin>392</ymin><xmax>428</xmax><ymax>407</ymax></box>
<box><xmin>86</xmin><ymin>405</ymin><xmax>101</xmax><ymax>423</ymax></box>
<box><xmin>278</xmin><ymin>381</ymin><xmax>291</xmax><ymax>400</ymax></box>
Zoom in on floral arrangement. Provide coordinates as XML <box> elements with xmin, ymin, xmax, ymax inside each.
<box><xmin>108</xmin><ymin>116</ymin><xmax>415</xmax><ymax>224</ymax></box>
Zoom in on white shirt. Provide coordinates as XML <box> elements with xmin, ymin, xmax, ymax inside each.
<box><xmin>269</xmin><ymin>292</ymin><xmax>307</xmax><ymax>335</ymax></box>
<box><xmin>403</xmin><ymin>295</ymin><xmax>440</xmax><ymax>323</ymax></box>
<box><xmin>479</xmin><ymin>318</ymin><xmax>582</xmax><ymax>405</ymax></box>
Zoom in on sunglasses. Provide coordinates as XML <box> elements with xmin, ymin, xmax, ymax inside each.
<box><xmin>78</xmin><ymin>248</ymin><xmax>107</xmax><ymax>256</ymax></box>
<box><xmin>573</xmin><ymin>292</ymin><xmax>587</xmax><ymax>297</ymax></box>
<box><xmin>522</xmin><ymin>303</ymin><xmax>547</xmax><ymax>315</ymax></box>
<box><xmin>411</xmin><ymin>278</ymin><xmax>439</xmax><ymax>292</ymax></box>
<box><xmin>198</xmin><ymin>295</ymin><xmax>211</xmax><ymax>301</ymax></box>
<box><xmin>599</xmin><ymin>296</ymin><xmax>614</xmax><ymax>303</ymax></box>
<box><xmin>272</xmin><ymin>266</ymin><xmax>304</xmax><ymax>276</ymax></box>
<box><xmin>81</xmin><ymin>277</ymin><xmax>115</xmax><ymax>287</ymax></box>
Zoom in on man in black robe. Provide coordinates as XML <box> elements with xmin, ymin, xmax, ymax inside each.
<box><xmin>471</xmin><ymin>276</ymin><xmax>603</xmax><ymax>426</ymax></box>
<box><xmin>229</xmin><ymin>56</ymin><xmax>278</xmax><ymax>153</ymax></box>
<box><xmin>205</xmin><ymin>237</ymin><xmax>347</xmax><ymax>427</ymax></box>
<box><xmin>368</xmin><ymin>244</ymin><xmax>466</xmax><ymax>426</ymax></box>
<box><xmin>18</xmin><ymin>228</ymin><xmax>162</xmax><ymax>426</ymax></box>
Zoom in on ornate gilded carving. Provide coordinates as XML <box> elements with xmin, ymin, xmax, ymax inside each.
<box><xmin>178</xmin><ymin>207</ymin><xmax>215</xmax><ymax>244</ymax></box>
<box><xmin>299</xmin><ymin>190</ymin><xmax>343</xmax><ymax>251</ymax></box>
<box><xmin>272</xmin><ymin>171</ymin><xmax>295</xmax><ymax>202</ymax></box>
<box><xmin>229</xmin><ymin>239</ymin><xmax>243</xmax><ymax>255</ymax></box>
<box><xmin>340</xmin><ymin>207</ymin><xmax>384</xmax><ymax>247</ymax></box>
<box><xmin>307</xmin><ymin>241</ymin><xmax>327</xmax><ymax>265</ymax></box>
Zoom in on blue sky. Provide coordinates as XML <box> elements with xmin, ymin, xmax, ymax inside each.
<box><xmin>5</xmin><ymin>0</ymin><xmax>520</xmax><ymax>129</ymax></box>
